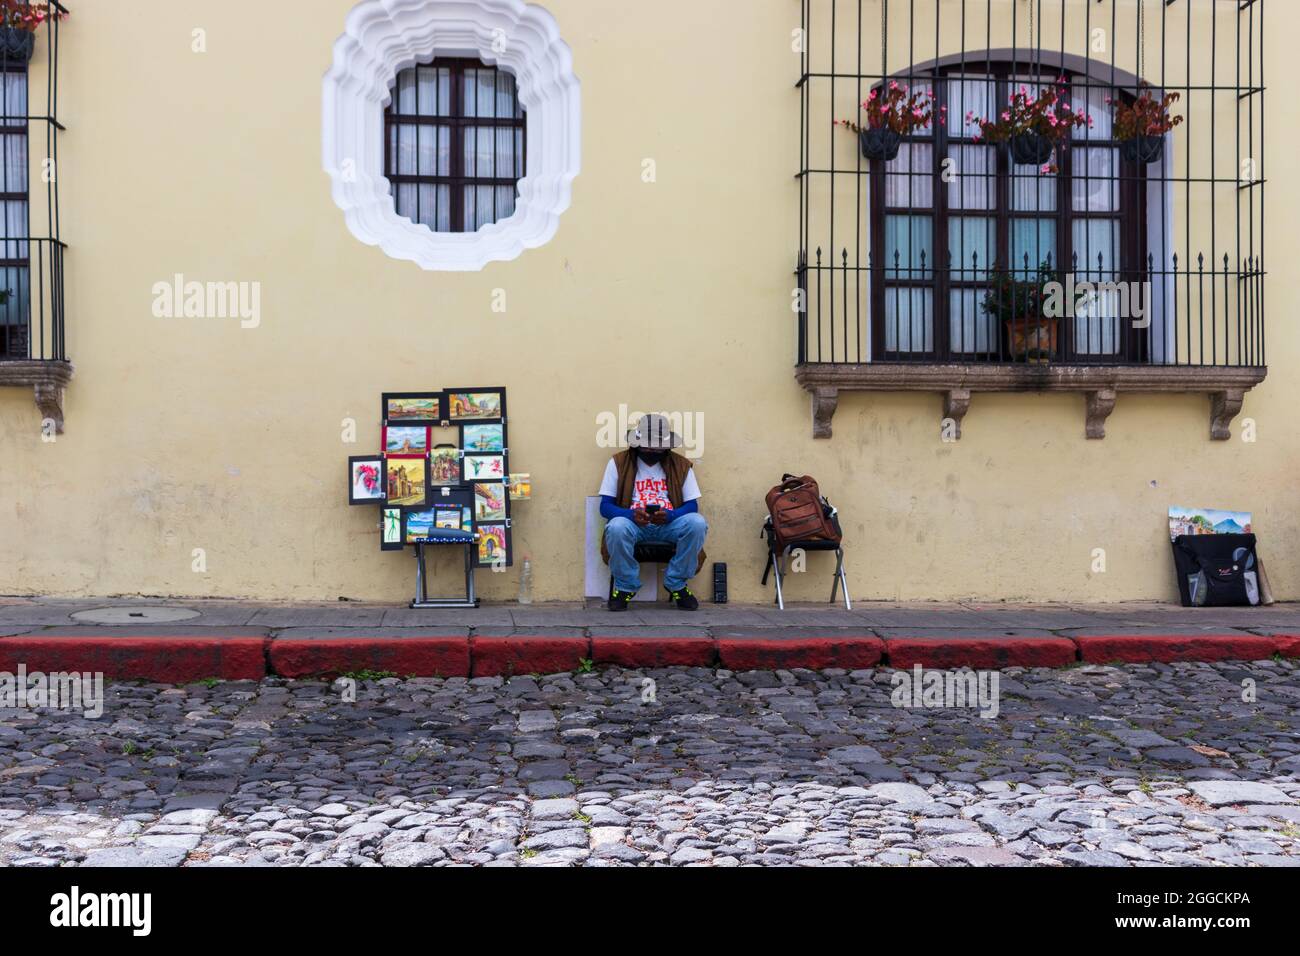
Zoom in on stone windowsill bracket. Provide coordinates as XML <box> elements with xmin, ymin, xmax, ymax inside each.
<box><xmin>0</xmin><ymin>360</ymin><xmax>73</xmax><ymax>434</ymax></box>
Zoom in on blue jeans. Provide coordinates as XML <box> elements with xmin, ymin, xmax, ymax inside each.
<box><xmin>605</xmin><ymin>513</ymin><xmax>708</xmax><ymax>593</ymax></box>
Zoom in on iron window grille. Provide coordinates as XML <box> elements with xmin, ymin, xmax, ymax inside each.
<box><xmin>796</xmin><ymin>0</ymin><xmax>1266</xmax><ymax>368</ymax></box>
<box><xmin>0</xmin><ymin>1</ymin><xmax>65</xmax><ymax>363</ymax></box>
<box><xmin>384</xmin><ymin>57</ymin><xmax>527</xmax><ymax>234</ymax></box>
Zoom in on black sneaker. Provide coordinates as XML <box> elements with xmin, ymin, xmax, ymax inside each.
<box><xmin>607</xmin><ymin>588</ymin><xmax>635</xmax><ymax>611</ymax></box>
<box><xmin>666</xmin><ymin>586</ymin><xmax>699</xmax><ymax>611</ymax></box>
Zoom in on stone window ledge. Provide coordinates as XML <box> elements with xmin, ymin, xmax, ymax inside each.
<box><xmin>0</xmin><ymin>361</ymin><xmax>73</xmax><ymax>433</ymax></box>
<box><xmin>794</xmin><ymin>363</ymin><xmax>1267</xmax><ymax>441</ymax></box>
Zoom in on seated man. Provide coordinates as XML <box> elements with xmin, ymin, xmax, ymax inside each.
<box><xmin>598</xmin><ymin>413</ymin><xmax>707</xmax><ymax>611</ymax></box>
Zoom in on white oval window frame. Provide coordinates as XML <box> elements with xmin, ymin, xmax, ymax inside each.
<box><xmin>322</xmin><ymin>0</ymin><xmax>581</xmax><ymax>272</ymax></box>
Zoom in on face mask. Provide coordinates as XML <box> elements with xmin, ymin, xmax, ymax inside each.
<box><xmin>638</xmin><ymin>451</ymin><xmax>665</xmax><ymax>466</ymax></box>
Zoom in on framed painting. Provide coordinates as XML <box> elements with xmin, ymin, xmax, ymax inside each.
<box><xmin>348</xmin><ymin>455</ymin><xmax>386</xmax><ymax>505</ymax></box>
<box><xmin>463</xmin><ymin>453</ymin><xmax>505</xmax><ymax>482</ymax></box>
<box><xmin>461</xmin><ymin>423</ymin><xmax>505</xmax><ymax>454</ymax></box>
<box><xmin>474</xmin><ymin>482</ymin><xmax>508</xmax><ymax>523</ymax></box>
<box><xmin>380</xmin><ymin>507</ymin><xmax>404</xmax><ymax>550</ymax></box>
<box><xmin>430</xmin><ymin>445</ymin><xmax>461</xmax><ymax>486</ymax></box>
<box><xmin>383</xmin><ymin>425</ymin><xmax>430</xmax><ymax>457</ymax></box>
<box><xmin>401</xmin><ymin>507</ymin><xmax>439</xmax><ymax>545</ymax></box>
<box><xmin>382</xmin><ymin>392</ymin><xmax>441</xmax><ymax>425</ymax></box>
<box><xmin>476</xmin><ymin>522</ymin><xmax>511</xmax><ymax>568</ymax></box>
<box><xmin>385</xmin><ymin>457</ymin><xmax>428</xmax><ymax>508</ymax></box>
<box><xmin>446</xmin><ymin>388</ymin><xmax>505</xmax><ymax>423</ymax></box>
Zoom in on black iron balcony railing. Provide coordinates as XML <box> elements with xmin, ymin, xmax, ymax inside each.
<box><xmin>795</xmin><ymin>0</ymin><xmax>1266</xmax><ymax>370</ymax></box>
<box><xmin>0</xmin><ymin>2</ymin><xmax>67</xmax><ymax>365</ymax></box>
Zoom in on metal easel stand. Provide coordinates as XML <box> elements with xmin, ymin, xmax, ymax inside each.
<box><xmin>411</xmin><ymin>535</ymin><xmax>481</xmax><ymax>609</ymax></box>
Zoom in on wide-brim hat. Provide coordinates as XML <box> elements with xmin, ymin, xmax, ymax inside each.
<box><xmin>626</xmin><ymin>413</ymin><xmax>682</xmax><ymax>450</ymax></box>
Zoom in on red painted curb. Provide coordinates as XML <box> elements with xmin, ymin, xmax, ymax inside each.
<box><xmin>471</xmin><ymin>635</ymin><xmax>590</xmax><ymax>678</ymax></box>
<box><xmin>716</xmin><ymin>637</ymin><xmax>884</xmax><ymax>672</ymax></box>
<box><xmin>268</xmin><ymin>638</ymin><xmax>470</xmax><ymax>679</ymax></box>
<box><xmin>590</xmin><ymin>636</ymin><xmax>716</xmax><ymax>669</ymax></box>
<box><xmin>1074</xmin><ymin>633</ymin><xmax>1284</xmax><ymax>664</ymax></box>
<box><xmin>0</xmin><ymin>638</ymin><xmax>266</xmax><ymax>683</ymax></box>
<box><xmin>885</xmin><ymin>638</ymin><xmax>1077</xmax><ymax>670</ymax></box>
<box><xmin>1275</xmin><ymin>635</ymin><xmax>1300</xmax><ymax>658</ymax></box>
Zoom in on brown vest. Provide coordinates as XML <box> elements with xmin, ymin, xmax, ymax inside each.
<box><xmin>599</xmin><ymin>450</ymin><xmax>705</xmax><ymax>573</ymax></box>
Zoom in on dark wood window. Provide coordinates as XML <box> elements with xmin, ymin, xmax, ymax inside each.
<box><xmin>384</xmin><ymin>58</ymin><xmax>526</xmax><ymax>234</ymax></box>
<box><xmin>0</xmin><ymin>63</ymin><xmax>27</xmax><ymax>359</ymax></box>
<box><xmin>870</xmin><ymin>66</ymin><xmax>1148</xmax><ymax>362</ymax></box>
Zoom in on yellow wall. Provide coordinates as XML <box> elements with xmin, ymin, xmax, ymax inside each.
<box><xmin>0</xmin><ymin>0</ymin><xmax>1293</xmax><ymax>604</ymax></box>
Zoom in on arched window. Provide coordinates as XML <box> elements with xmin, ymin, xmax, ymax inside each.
<box><xmin>870</xmin><ymin>62</ymin><xmax>1154</xmax><ymax>363</ymax></box>
<box><xmin>384</xmin><ymin>59</ymin><xmax>526</xmax><ymax>233</ymax></box>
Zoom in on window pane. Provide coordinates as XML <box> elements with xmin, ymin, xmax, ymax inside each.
<box><xmin>463</xmin><ymin>70</ymin><xmax>479</xmax><ymax>117</ymax></box>
<box><xmin>495</xmin><ymin>185</ymin><xmax>517</xmax><ymax>221</ymax></box>
<box><xmin>1072</xmin><ymin>147</ymin><xmax>1119</xmax><ymax>212</ymax></box>
<box><xmin>496</xmin><ymin>127</ymin><xmax>515</xmax><ymax>181</ymax></box>
<box><xmin>396</xmin><ymin>69</ymin><xmax>416</xmax><ymax>113</ymax></box>
<box><xmin>464</xmin><ymin>127</ymin><xmax>498</xmax><ymax>178</ymax></box>
<box><xmin>947</xmin><ymin>144</ymin><xmax>995</xmax><ymax>210</ymax></box>
<box><xmin>0</xmin><ymin>264</ymin><xmax>28</xmax><ymax>328</ymax></box>
<box><xmin>417</xmin><ymin>125</ymin><xmax>435</xmax><ymax>177</ymax></box>
<box><xmin>1012</xmin><ymin>163</ymin><xmax>1056</xmax><ymax>211</ymax></box>
<box><xmin>948</xmin><ymin>216</ymin><xmax>996</xmax><ymax>277</ymax></box>
<box><xmin>416</xmin><ymin>67</ymin><xmax>437</xmax><ymax>115</ymax></box>
<box><xmin>884</xmin><ymin>215</ymin><xmax>932</xmax><ymax>279</ymax></box>
<box><xmin>1071</xmin><ymin>219</ymin><xmax>1119</xmax><ymax>279</ymax></box>
<box><xmin>1011</xmin><ymin>219</ymin><xmax>1056</xmax><ymax>274</ymax></box>
<box><xmin>950</xmin><ymin>288</ymin><xmax>996</xmax><ymax>353</ymax></box>
<box><xmin>396</xmin><ymin>124</ymin><xmax>416</xmax><ymax>175</ymax></box>
<box><xmin>496</xmin><ymin>71</ymin><xmax>517</xmax><ymax>118</ymax></box>
<box><xmin>396</xmin><ymin>183</ymin><xmax>416</xmax><ymax>221</ymax></box>
<box><xmin>948</xmin><ymin>76</ymin><xmax>995</xmax><ymax>137</ymax></box>
<box><xmin>1073</xmin><ymin>80</ymin><xmax>1112</xmax><ymax>141</ymax></box>
<box><xmin>884</xmin><ymin>143</ymin><xmax>933</xmax><ymax>209</ymax></box>
<box><xmin>883</xmin><ymin>288</ymin><xmax>934</xmax><ymax>353</ymax></box>
<box><xmin>2</xmin><ymin>73</ymin><xmax>25</xmax><ymax>119</ymax></box>
<box><xmin>436</xmin><ymin>185</ymin><xmax>451</xmax><ymax>232</ymax></box>
<box><xmin>417</xmin><ymin>184</ymin><xmax>437</xmax><ymax>228</ymax></box>
<box><xmin>2</xmin><ymin>133</ymin><xmax>26</xmax><ymax>194</ymax></box>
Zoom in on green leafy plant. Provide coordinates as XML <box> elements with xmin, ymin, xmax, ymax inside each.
<box><xmin>837</xmin><ymin>81</ymin><xmax>945</xmax><ymax>135</ymax></box>
<box><xmin>1109</xmin><ymin>87</ymin><xmax>1183</xmax><ymax>140</ymax></box>
<box><xmin>0</xmin><ymin>1</ymin><xmax>66</xmax><ymax>32</ymax></box>
<box><xmin>980</xmin><ymin>259</ymin><xmax>1056</xmax><ymax>324</ymax></box>
<box><xmin>967</xmin><ymin>77</ymin><xmax>1092</xmax><ymax>172</ymax></box>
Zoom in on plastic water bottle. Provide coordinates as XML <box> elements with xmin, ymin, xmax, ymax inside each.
<box><xmin>518</xmin><ymin>558</ymin><xmax>533</xmax><ymax>604</ymax></box>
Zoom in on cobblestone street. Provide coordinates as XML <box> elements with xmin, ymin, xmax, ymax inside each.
<box><xmin>2</xmin><ymin>660</ymin><xmax>1299</xmax><ymax>867</ymax></box>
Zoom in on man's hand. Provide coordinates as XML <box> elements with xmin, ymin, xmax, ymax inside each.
<box><xmin>632</xmin><ymin>509</ymin><xmax>651</xmax><ymax>527</ymax></box>
<box><xmin>649</xmin><ymin>509</ymin><xmax>670</xmax><ymax>526</ymax></box>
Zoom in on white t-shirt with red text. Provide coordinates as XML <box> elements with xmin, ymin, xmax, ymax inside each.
<box><xmin>599</xmin><ymin>458</ymin><xmax>701</xmax><ymax>511</ymax></box>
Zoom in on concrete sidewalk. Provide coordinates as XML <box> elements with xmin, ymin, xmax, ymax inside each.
<box><xmin>1</xmin><ymin>596</ymin><xmax>1298</xmax><ymax>680</ymax></box>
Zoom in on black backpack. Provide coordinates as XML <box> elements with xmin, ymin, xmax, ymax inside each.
<box><xmin>1171</xmin><ymin>533</ymin><xmax>1260</xmax><ymax>607</ymax></box>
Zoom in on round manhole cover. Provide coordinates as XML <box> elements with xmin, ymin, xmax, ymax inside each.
<box><xmin>70</xmin><ymin>606</ymin><xmax>201</xmax><ymax>625</ymax></box>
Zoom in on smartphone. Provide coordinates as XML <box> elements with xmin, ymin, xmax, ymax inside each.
<box><xmin>644</xmin><ymin>504</ymin><xmax>661</xmax><ymax>514</ymax></box>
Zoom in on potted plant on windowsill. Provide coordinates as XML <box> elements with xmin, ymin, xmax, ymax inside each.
<box><xmin>1109</xmin><ymin>87</ymin><xmax>1183</xmax><ymax>164</ymax></box>
<box><xmin>982</xmin><ymin>260</ymin><xmax>1059</xmax><ymax>363</ymax></box>
<box><xmin>0</xmin><ymin>0</ymin><xmax>65</xmax><ymax>63</ymax></box>
<box><xmin>967</xmin><ymin>77</ymin><xmax>1092</xmax><ymax>173</ymax></box>
<box><xmin>836</xmin><ymin>81</ymin><xmax>945</xmax><ymax>163</ymax></box>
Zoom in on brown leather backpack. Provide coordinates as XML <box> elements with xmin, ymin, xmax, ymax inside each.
<box><xmin>764</xmin><ymin>474</ymin><xmax>841</xmax><ymax>553</ymax></box>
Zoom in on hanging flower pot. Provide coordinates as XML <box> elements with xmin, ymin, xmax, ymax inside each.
<box><xmin>859</xmin><ymin>127</ymin><xmax>902</xmax><ymax>162</ymax></box>
<box><xmin>1120</xmin><ymin>133</ymin><xmax>1165</xmax><ymax>164</ymax></box>
<box><xmin>1009</xmin><ymin>132</ymin><xmax>1054</xmax><ymax>167</ymax></box>
<box><xmin>837</xmin><ymin>81</ymin><xmax>944</xmax><ymax>165</ymax></box>
<box><xmin>0</xmin><ymin>27</ymin><xmax>35</xmax><ymax>63</ymax></box>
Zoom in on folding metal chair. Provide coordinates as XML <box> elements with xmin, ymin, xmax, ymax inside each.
<box><xmin>760</xmin><ymin>516</ymin><xmax>851</xmax><ymax>610</ymax></box>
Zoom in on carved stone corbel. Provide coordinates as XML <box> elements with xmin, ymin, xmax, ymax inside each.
<box><xmin>1084</xmin><ymin>387</ymin><xmax>1117</xmax><ymax>440</ymax></box>
<box><xmin>942</xmin><ymin>388</ymin><xmax>971</xmax><ymax>440</ymax></box>
<box><xmin>33</xmin><ymin>382</ymin><xmax>65</xmax><ymax>435</ymax></box>
<box><xmin>811</xmin><ymin>386</ymin><xmax>838</xmax><ymax>439</ymax></box>
<box><xmin>1209</xmin><ymin>388</ymin><xmax>1245</xmax><ymax>441</ymax></box>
